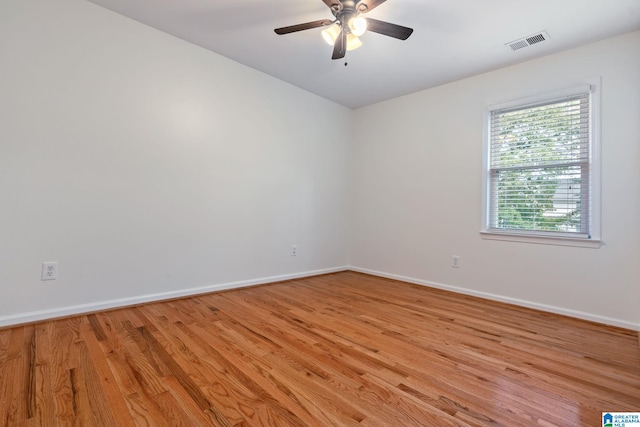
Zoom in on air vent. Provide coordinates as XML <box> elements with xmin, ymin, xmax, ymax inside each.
<box><xmin>506</xmin><ymin>31</ymin><xmax>549</xmax><ymax>51</ymax></box>
<box><xmin>509</xmin><ymin>40</ymin><xmax>529</xmax><ymax>51</ymax></box>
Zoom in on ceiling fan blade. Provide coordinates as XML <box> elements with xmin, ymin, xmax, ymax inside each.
<box><xmin>356</xmin><ymin>0</ymin><xmax>388</xmax><ymax>12</ymax></box>
<box><xmin>274</xmin><ymin>19</ymin><xmax>332</xmax><ymax>35</ymax></box>
<box><xmin>366</xmin><ymin>18</ymin><xmax>413</xmax><ymax>40</ymax></box>
<box><xmin>332</xmin><ymin>27</ymin><xmax>347</xmax><ymax>60</ymax></box>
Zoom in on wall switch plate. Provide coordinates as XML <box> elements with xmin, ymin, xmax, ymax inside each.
<box><xmin>42</xmin><ymin>261</ymin><xmax>58</xmax><ymax>280</ymax></box>
<box><xmin>452</xmin><ymin>255</ymin><xmax>460</xmax><ymax>268</ymax></box>
<box><xmin>291</xmin><ymin>245</ymin><xmax>297</xmax><ymax>257</ymax></box>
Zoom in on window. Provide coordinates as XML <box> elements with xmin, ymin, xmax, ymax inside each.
<box><xmin>482</xmin><ymin>82</ymin><xmax>600</xmax><ymax>247</ymax></box>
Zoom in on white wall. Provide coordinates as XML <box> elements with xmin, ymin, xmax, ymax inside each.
<box><xmin>0</xmin><ymin>0</ymin><xmax>351</xmax><ymax>325</ymax></box>
<box><xmin>351</xmin><ymin>31</ymin><xmax>640</xmax><ymax>330</ymax></box>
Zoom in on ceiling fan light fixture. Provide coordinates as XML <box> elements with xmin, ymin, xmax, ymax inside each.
<box><xmin>346</xmin><ymin>34</ymin><xmax>362</xmax><ymax>51</ymax></box>
<box><xmin>321</xmin><ymin>23</ymin><xmax>341</xmax><ymax>46</ymax></box>
<box><xmin>322</xmin><ymin>23</ymin><xmax>362</xmax><ymax>51</ymax></box>
<box><xmin>348</xmin><ymin>16</ymin><xmax>367</xmax><ymax>37</ymax></box>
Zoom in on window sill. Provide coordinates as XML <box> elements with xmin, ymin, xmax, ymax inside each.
<box><xmin>480</xmin><ymin>231</ymin><xmax>601</xmax><ymax>248</ymax></box>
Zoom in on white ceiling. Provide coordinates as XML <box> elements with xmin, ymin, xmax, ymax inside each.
<box><xmin>86</xmin><ymin>0</ymin><xmax>640</xmax><ymax>108</ymax></box>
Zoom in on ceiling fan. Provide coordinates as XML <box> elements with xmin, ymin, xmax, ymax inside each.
<box><xmin>274</xmin><ymin>0</ymin><xmax>413</xmax><ymax>60</ymax></box>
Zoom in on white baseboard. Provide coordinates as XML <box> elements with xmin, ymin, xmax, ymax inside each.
<box><xmin>349</xmin><ymin>266</ymin><xmax>640</xmax><ymax>331</ymax></box>
<box><xmin>0</xmin><ymin>266</ymin><xmax>349</xmax><ymax>328</ymax></box>
<box><xmin>3</xmin><ymin>265</ymin><xmax>637</xmax><ymax>332</ymax></box>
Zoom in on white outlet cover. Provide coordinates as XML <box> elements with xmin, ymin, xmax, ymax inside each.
<box><xmin>452</xmin><ymin>256</ymin><xmax>460</xmax><ymax>268</ymax></box>
<box><xmin>41</xmin><ymin>261</ymin><xmax>58</xmax><ymax>280</ymax></box>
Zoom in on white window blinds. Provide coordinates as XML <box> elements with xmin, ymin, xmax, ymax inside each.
<box><xmin>487</xmin><ymin>90</ymin><xmax>592</xmax><ymax>237</ymax></box>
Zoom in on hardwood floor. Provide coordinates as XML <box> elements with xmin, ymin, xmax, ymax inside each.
<box><xmin>1</xmin><ymin>271</ymin><xmax>638</xmax><ymax>426</ymax></box>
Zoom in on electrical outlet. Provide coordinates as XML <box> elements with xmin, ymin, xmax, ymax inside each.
<box><xmin>291</xmin><ymin>245</ymin><xmax>297</xmax><ymax>257</ymax></box>
<box><xmin>452</xmin><ymin>255</ymin><xmax>460</xmax><ymax>268</ymax></box>
<box><xmin>41</xmin><ymin>261</ymin><xmax>58</xmax><ymax>280</ymax></box>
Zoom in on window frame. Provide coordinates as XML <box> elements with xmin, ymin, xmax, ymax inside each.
<box><xmin>481</xmin><ymin>80</ymin><xmax>601</xmax><ymax>248</ymax></box>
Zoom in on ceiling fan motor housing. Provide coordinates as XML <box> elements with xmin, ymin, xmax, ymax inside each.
<box><xmin>330</xmin><ymin>1</ymin><xmax>366</xmax><ymax>37</ymax></box>
<box><xmin>331</xmin><ymin>1</ymin><xmax>366</xmax><ymax>22</ymax></box>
